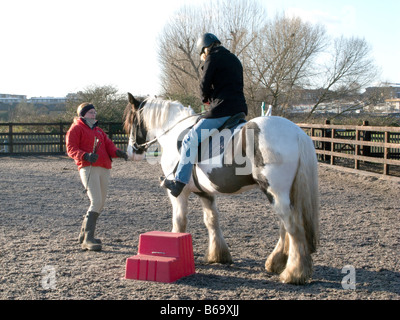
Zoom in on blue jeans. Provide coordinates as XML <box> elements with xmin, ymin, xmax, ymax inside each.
<box><xmin>175</xmin><ymin>116</ymin><xmax>230</xmax><ymax>184</ymax></box>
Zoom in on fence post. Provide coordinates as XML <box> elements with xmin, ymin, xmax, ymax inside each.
<box><xmin>8</xmin><ymin>124</ymin><xmax>13</xmax><ymax>154</ymax></box>
<box><xmin>384</xmin><ymin>131</ymin><xmax>390</xmax><ymax>175</ymax></box>
<box><xmin>59</xmin><ymin>123</ymin><xmax>64</xmax><ymax>153</ymax></box>
<box><xmin>323</xmin><ymin>119</ymin><xmax>331</xmax><ymax>162</ymax></box>
<box><xmin>361</xmin><ymin>121</ymin><xmax>371</xmax><ymax>156</ymax></box>
<box><xmin>355</xmin><ymin>128</ymin><xmax>360</xmax><ymax>170</ymax></box>
<box><xmin>330</xmin><ymin>127</ymin><xmax>335</xmax><ymax>165</ymax></box>
<box><xmin>108</xmin><ymin>123</ymin><xmax>113</xmax><ymax>141</ymax></box>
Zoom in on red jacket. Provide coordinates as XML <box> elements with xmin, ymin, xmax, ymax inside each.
<box><xmin>66</xmin><ymin>118</ymin><xmax>119</xmax><ymax>170</ymax></box>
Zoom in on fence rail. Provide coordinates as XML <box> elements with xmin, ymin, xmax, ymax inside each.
<box><xmin>0</xmin><ymin>122</ymin><xmax>128</xmax><ymax>154</ymax></box>
<box><xmin>297</xmin><ymin>121</ymin><xmax>400</xmax><ymax>181</ymax></box>
<box><xmin>1</xmin><ymin>121</ymin><xmax>400</xmax><ymax>181</ymax></box>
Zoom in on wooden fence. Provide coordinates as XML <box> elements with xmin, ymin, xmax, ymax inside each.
<box><xmin>298</xmin><ymin>121</ymin><xmax>400</xmax><ymax>181</ymax></box>
<box><xmin>1</xmin><ymin>121</ymin><xmax>400</xmax><ymax>181</ymax></box>
<box><xmin>0</xmin><ymin>122</ymin><xmax>128</xmax><ymax>154</ymax></box>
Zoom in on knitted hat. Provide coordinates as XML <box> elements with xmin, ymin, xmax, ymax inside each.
<box><xmin>77</xmin><ymin>103</ymin><xmax>95</xmax><ymax>117</ymax></box>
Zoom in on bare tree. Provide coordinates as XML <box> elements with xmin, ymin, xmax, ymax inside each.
<box><xmin>158</xmin><ymin>5</ymin><xmax>204</xmax><ymax>103</ymax></box>
<box><xmin>209</xmin><ymin>0</ymin><xmax>265</xmax><ymax>57</ymax></box>
<box><xmin>307</xmin><ymin>36</ymin><xmax>379</xmax><ymax>118</ymax></box>
<box><xmin>245</xmin><ymin>14</ymin><xmax>327</xmax><ymax>117</ymax></box>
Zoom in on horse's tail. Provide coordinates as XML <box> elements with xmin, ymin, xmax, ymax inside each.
<box><xmin>290</xmin><ymin>132</ymin><xmax>320</xmax><ymax>253</ymax></box>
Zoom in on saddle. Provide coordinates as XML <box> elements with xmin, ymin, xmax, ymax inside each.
<box><xmin>218</xmin><ymin>112</ymin><xmax>247</xmax><ymax>132</ymax></box>
<box><xmin>176</xmin><ymin>112</ymin><xmax>247</xmax><ymax>156</ymax></box>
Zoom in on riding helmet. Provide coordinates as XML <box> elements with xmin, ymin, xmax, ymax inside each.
<box><xmin>196</xmin><ymin>33</ymin><xmax>221</xmax><ymax>55</ymax></box>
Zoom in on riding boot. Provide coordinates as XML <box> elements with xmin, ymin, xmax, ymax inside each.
<box><xmin>78</xmin><ymin>214</ymin><xmax>101</xmax><ymax>244</ymax></box>
<box><xmin>81</xmin><ymin>211</ymin><xmax>102</xmax><ymax>251</ymax></box>
<box><xmin>161</xmin><ymin>178</ymin><xmax>186</xmax><ymax>197</ymax></box>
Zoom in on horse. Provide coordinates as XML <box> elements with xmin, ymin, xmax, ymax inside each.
<box><xmin>123</xmin><ymin>92</ymin><xmax>319</xmax><ymax>285</ymax></box>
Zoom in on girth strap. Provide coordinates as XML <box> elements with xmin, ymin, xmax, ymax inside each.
<box><xmin>192</xmin><ymin>164</ymin><xmax>205</xmax><ymax>193</ymax></box>
<box><xmin>171</xmin><ymin>161</ymin><xmax>205</xmax><ymax>194</ymax></box>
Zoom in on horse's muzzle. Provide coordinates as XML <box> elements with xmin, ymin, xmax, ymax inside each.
<box><xmin>127</xmin><ymin>144</ymin><xmax>146</xmax><ymax>161</ymax></box>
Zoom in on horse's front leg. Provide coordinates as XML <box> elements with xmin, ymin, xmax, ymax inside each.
<box><xmin>170</xmin><ymin>192</ymin><xmax>189</xmax><ymax>233</ymax></box>
<box><xmin>198</xmin><ymin>193</ymin><xmax>232</xmax><ymax>264</ymax></box>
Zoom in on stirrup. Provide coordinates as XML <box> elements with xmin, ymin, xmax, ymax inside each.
<box><xmin>159</xmin><ymin>176</ymin><xmax>166</xmax><ymax>187</ymax></box>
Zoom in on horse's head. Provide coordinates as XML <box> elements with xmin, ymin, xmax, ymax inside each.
<box><xmin>123</xmin><ymin>92</ymin><xmax>197</xmax><ymax>161</ymax></box>
<box><xmin>123</xmin><ymin>92</ymin><xmax>148</xmax><ymax>161</ymax></box>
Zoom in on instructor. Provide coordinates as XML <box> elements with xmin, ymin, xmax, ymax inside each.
<box><xmin>66</xmin><ymin>103</ymin><xmax>128</xmax><ymax>251</ymax></box>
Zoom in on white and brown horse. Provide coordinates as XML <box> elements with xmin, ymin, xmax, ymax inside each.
<box><xmin>124</xmin><ymin>93</ymin><xmax>319</xmax><ymax>284</ymax></box>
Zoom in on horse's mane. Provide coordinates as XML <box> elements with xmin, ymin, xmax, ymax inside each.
<box><xmin>124</xmin><ymin>97</ymin><xmax>196</xmax><ymax>134</ymax></box>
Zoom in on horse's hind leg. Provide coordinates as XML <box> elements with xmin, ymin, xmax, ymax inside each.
<box><xmin>273</xmin><ymin>195</ymin><xmax>312</xmax><ymax>284</ymax></box>
<box><xmin>265</xmin><ymin>222</ymin><xmax>289</xmax><ymax>274</ymax></box>
<box><xmin>258</xmin><ymin>170</ymin><xmax>312</xmax><ymax>284</ymax></box>
<box><xmin>197</xmin><ymin>193</ymin><xmax>232</xmax><ymax>264</ymax></box>
<box><xmin>257</xmin><ymin>176</ymin><xmax>289</xmax><ymax>274</ymax></box>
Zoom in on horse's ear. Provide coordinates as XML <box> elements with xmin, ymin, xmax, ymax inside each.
<box><xmin>128</xmin><ymin>92</ymin><xmax>140</xmax><ymax>110</ymax></box>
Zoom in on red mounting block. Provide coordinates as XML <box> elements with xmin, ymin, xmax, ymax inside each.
<box><xmin>125</xmin><ymin>231</ymin><xmax>195</xmax><ymax>283</ymax></box>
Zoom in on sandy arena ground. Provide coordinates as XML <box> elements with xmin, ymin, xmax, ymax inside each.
<box><xmin>0</xmin><ymin>155</ymin><xmax>399</xmax><ymax>301</ymax></box>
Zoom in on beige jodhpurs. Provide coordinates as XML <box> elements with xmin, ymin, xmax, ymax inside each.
<box><xmin>79</xmin><ymin>166</ymin><xmax>111</xmax><ymax>214</ymax></box>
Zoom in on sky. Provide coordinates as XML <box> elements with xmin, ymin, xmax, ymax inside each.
<box><xmin>0</xmin><ymin>0</ymin><xmax>399</xmax><ymax>98</ymax></box>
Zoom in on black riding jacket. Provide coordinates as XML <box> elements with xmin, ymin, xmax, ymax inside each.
<box><xmin>200</xmin><ymin>46</ymin><xmax>248</xmax><ymax>119</ymax></box>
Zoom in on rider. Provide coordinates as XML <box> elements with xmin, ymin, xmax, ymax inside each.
<box><xmin>163</xmin><ymin>33</ymin><xmax>248</xmax><ymax>197</ymax></box>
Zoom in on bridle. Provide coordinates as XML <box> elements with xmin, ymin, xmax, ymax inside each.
<box><xmin>131</xmin><ymin>138</ymin><xmax>158</xmax><ymax>153</ymax></box>
<box><xmin>129</xmin><ymin>104</ymin><xmax>206</xmax><ymax>153</ymax></box>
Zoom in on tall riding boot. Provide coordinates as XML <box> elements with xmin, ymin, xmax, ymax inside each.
<box><xmin>78</xmin><ymin>214</ymin><xmax>101</xmax><ymax>244</ymax></box>
<box><xmin>81</xmin><ymin>211</ymin><xmax>102</xmax><ymax>251</ymax></box>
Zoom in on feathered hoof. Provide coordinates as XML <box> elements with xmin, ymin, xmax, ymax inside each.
<box><xmin>265</xmin><ymin>253</ymin><xmax>288</xmax><ymax>274</ymax></box>
<box><xmin>205</xmin><ymin>250</ymin><xmax>233</xmax><ymax>265</ymax></box>
<box><xmin>81</xmin><ymin>241</ymin><xmax>102</xmax><ymax>252</ymax></box>
<box><xmin>279</xmin><ymin>267</ymin><xmax>312</xmax><ymax>285</ymax></box>
<box><xmin>78</xmin><ymin>233</ymin><xmax>102</xmax><ymax>244</ymax></box>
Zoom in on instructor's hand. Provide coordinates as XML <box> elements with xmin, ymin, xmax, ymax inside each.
<box><xmin>116</xmin><ymin>149</ymin><xmax>128</xmax><ymax>161</ymax></box>
<box><xmin>83</xmin><ymin>153</ymin><xmax>99</xmax><ymax>163</ymax></box>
